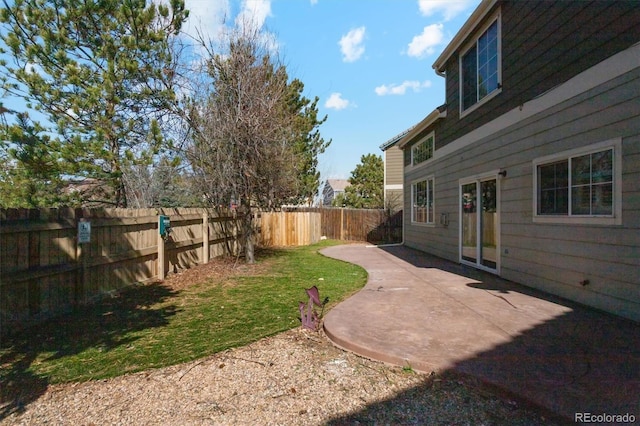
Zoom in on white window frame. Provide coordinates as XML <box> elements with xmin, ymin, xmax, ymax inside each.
<box><xmin>532</xmin><ymin>138</ymin><xmax>622</xmax><ymax>225</ymax></box>
<box><xmin>411</xmin><ymin>176</ymin><xmax>435</xmax><ymax>225</ymax></box>
<box><xmin>458</xmin><ymin>170</ymin><xmax>501</xmax><ymax>275</ymax></box>
<box><xmin>459</xmin><ymin>10</ymin><xmax>502</xmax><ymax>118</ymax></box>
<box><xmin>411</xmin><ymin>132</ymin><xmax>435</xmax><ymax>167</ymax></box>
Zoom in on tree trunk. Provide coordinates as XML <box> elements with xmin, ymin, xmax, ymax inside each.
<box><xmin>241</xmin><ymin>204</ymin><xmax>255</xmax><ymax>264</ymax></box>
<box><xmin>245</xmin><ymin>228</ymin><xmax>255</xmax><ymax>264</ymax></box>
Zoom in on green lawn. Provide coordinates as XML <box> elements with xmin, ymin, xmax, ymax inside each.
<box><xmin>0</xmin><ymin>240</ymin><xmax>366</xmax><ymax>387</ymax></box>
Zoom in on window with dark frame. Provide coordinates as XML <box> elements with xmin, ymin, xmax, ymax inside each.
<box><xmin>461</xmin><ymin>19</ymin><xmax>499</xmax><ymax>112</ymax></box>
<box><xmin>537</xmin><ymin>148</ymin><xmax>613</xmax><ymax>216</ymax></box>
<box><xmin>538</xmin><ymin>160</ymin><xmax>568</xmax><ymax>215</ymax></box>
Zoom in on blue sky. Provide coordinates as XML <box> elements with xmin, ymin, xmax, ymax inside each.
<box><xmin>183</xmin><ymin>0</ymin><xmax>481</xmax><ymax>180</ymax></box>
<box><xmin>2</xmin><ymin>0</ymin><xmax>481</xmax><ymax>182</ymax></box>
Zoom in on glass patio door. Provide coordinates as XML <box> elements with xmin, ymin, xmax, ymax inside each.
<box><xmin>460</xmin><ymin>176</ymin><xmax>499</xmax><ymax>272</ymax></box>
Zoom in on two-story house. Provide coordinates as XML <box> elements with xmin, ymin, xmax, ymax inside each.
<box><xmin>398</xmin><ymin>0</ymin><xmax>640</xmax><ymax>321</ymax></box>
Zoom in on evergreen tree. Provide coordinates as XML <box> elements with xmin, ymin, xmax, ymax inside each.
<box><xmin>285</xmin><ymin>79</ymin><xmax>331</xmax><ymax>206</ymax></box>
<box><xmin>339</xmin><ymin>153</ymin><xmax>384</xmax><ymax>209</ymax></box>
<box><xmin>0</xmin><ymin>0</ymin><xmax>188</xmax><ymax>207</ymax></box>
<box><xmin>0</xmin><ymin>113</ymin><xmax>76</xmax><ymax>207</ymax></box>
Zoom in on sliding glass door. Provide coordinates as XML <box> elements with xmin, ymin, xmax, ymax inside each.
<box><xmin>460</xmin><ymin>175</ymin><xmax>499</xmax><ymax>273</ymax></box>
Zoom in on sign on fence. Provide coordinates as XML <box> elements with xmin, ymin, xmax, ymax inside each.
<box><xmin>77</xmin><ymin>220</ymin><xmax>91</xmax><ymax>244</ymax></box>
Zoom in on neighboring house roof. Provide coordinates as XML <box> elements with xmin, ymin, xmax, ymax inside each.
<box><xmin>63</xmin><ymin>178</ymin><xmax>109</xmax><ymax>196</ymax></box>
<box><xmin>325</xmin><ymin>179</ymin><xmax>350</xmax><ymax>192</ymax></box>
<box><xmin>397</xmin><ymin>104</ymin><xmax>447</xmax><ymax>149</ymax></box>
<box><xmin>379</xmin><ymin>125</ymin><xmax>416</xmax><ymax>151</ymax></box>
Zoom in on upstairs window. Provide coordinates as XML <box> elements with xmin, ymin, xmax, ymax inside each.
<box><xmin>411</xmin><ymin>133</ymin><xmax>434</xmax><ymax>166</ymax></box>
<box><xmin>461</xmin><ymin>17</ymin><xmax>500</xmax><ymax>113</ymax></box>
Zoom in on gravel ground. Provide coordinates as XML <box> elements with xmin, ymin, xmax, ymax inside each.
<box><xmin>2</xmin><ymin>253</ymin><xmax>567</xmax><ymax>425</ymax></box>
<box><xmin>2</xmin><ymin>327</ymin><xmax>565</xmax><ymax>425</ymax></box>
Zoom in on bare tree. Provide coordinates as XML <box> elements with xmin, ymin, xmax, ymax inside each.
<box><xmin>186</xmin><ymin>25</ymin><xmax>301</xmax><ymax>263</ymax></box>
<box><xmin>122</xmin><ymin>157</ymin><xmax>199</xmax><ymax>208</ymax></box>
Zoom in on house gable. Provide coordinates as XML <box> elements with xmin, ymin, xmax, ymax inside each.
<box><xmin>435</xmin><ymin>0</ymin><xmax>640</xmax><ymax>151</ymax></box>
<box><xmin>322</xmin><ymin>179</ymin><xmax>350</xmax><ymax>206</ymax></box>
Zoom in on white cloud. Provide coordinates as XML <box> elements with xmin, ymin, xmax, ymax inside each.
<box><xmin>310</xmin><ymin>0</ymin><xmax>318</xmax><ymax>4</ymax></box>
<box><xmin>407</xmin><ymin>23</ymin><xmax>444</xmax><ymax>58</ymax></box>
<box><xmin>183</xmin><ymin>0</ymin><xmax>279</xmax><ymax>59</ymax></box>
<box><xmin>325</xmin><ymin>92</ymin><xmax>350</xmax><ymax>110</ymax></box>
<box><xmin>339</xmin><ymin>26</ymin><xmax>366</xmax><ymax>63</ymax></box>
<box><xmin>374</xmin><ymin>80</ymin><xmax>432</xmax><ymax>96</ymax></box>
<box><xmin>182</xmin><ymin>0</ymin><xmax>273</xmax><ymax>43</ymax></box>
<box><xmin>236</xmin><ymin>0</ymin><xmax>272</xmax><ymax>31</ymax></box>
<box><xmin>418</xmin><ymin>0</ymin><xmax>473</xmax><ymax>21</ymax></box>
<box><xmin>182</xmin><ymin>0</ymin><xmax>230</xmax><ymax>41</ymax></box>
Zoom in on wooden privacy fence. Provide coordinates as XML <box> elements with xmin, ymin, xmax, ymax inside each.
<box><xmin>1</xmin><ymin>207</ymin><xmax>400</xmax><ymax>334</ymax></box>
<box><xmin>461</xmin><ymin>211</ymin><xmax>497</xmax><ymax>247</ymax></box>
<box><xmin>258</xmin><ymin>211</ymin><xmax>321</xmax><ymax>247</ymax></box>
<box><xmin>0</xmin><ymin>207</ymin><xmax>241</xmax><ymax>335</ymax></box>
<box><xmin>284</xmin><ymin>207</ymin><xmax>403</xmax><ymax>245</ymax></box>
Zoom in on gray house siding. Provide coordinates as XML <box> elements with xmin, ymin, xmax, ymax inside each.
<box><xmin>404</xmin><ymin>64</ymin><xmax>640</xmax><ymax>320</ymax></box>
<box><xmin>384</xmin><ymin>145</ymin><xmax>404</xmax><ymax>211</ymax></box>
<box><xmin>436</xmin><ymin>0</ymin><xmax>640</xmax><ymax>151</ymax></box>
<box><xmin>384</xmin><ymin>146</ymin><xmax>404</xmax><ymax>185</ymax></box>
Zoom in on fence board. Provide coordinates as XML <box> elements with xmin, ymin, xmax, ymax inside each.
<box><xmin>1</xmin><ymin>207</ymin><xmax>241</xmax><ymax>335</ymax></box>
<box><xmin>259</xmin><ymin>212</ymin><xmax>321</xmax><ymax>247</ymax></box>
<box><xmin>313</xmin><ymin>208</ymin><xmax>402</xmax><ymax>244</ymax></box>
<box><xmin>1</xmin><ymin>206</ymin><xmax>402</xmax><ymax>335</ymax></box>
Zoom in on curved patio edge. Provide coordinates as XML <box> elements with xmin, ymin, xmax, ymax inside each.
<box><xmin>323</xmin><ymin>312</ymin><xmax>440</xmax><ymax>374</ymax></box>
<box><xmin>319</xmin><ymin>243</ymin><xmax>640</xmax><ymax>421</ymax></box>
<box><xmin>321</xmin><ymin>243</ymin><xmax>459</xmax><ymax>374</ymax></box>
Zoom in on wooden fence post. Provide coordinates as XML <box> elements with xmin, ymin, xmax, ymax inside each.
<box><xmin>75</xmin><ymin>211</ymin><xmax>89</xmax><ymax>307</ymax></box>
<box><xmin>157</xmin><ymin>216</ymin><xmax>165</xmax><ymax>280</ymax></box>
<box><xmin>202</xmin><ymin>211</ymin><xmax>209</xmax><ymax>264</ymax></box>
<box><xmin>75</xmin><ymin>231</ymin><xmax>84</xmax><ymax>307</ymax></box>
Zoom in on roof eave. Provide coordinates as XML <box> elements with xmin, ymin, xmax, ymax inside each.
<box><xmin>379</xmin><ymin>125</ymin><xmax>417</xmax><ymax>151</ymax></box>
<box><xmin>397</xmin><ymin>108</ymin><xmax>447</xmax><ymax>149</ymax></box>
<box><xmin>432</xmin><ymin>0</ymin><xmax>498</xmax><ymax>74</ymax></box>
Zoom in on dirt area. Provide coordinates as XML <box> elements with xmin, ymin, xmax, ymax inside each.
<box><xmin>3</xmin><ymin>327</ymin><xmax>565</xmax><ymax>425</ymax></box>
<box><xmin>1</xmin><ymin>255</ymin><xmax>566</xmax><ymax>425</ymax></box>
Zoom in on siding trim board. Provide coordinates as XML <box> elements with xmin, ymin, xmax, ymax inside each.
<box><xmin>434</xmin><ymin>41</ymin><xmax>640</xmax><ymax>163</ymax></box>
<box><xmin>385</xmin><ymin>184</ymin><xmax>402</xmax><ymax>190</ymax></box>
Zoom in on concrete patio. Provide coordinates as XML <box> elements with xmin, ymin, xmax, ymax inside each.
<box><xmin>322</xmin><ymin>244</ymin><xmax>639</xmax><ymax>421</ymax></box>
